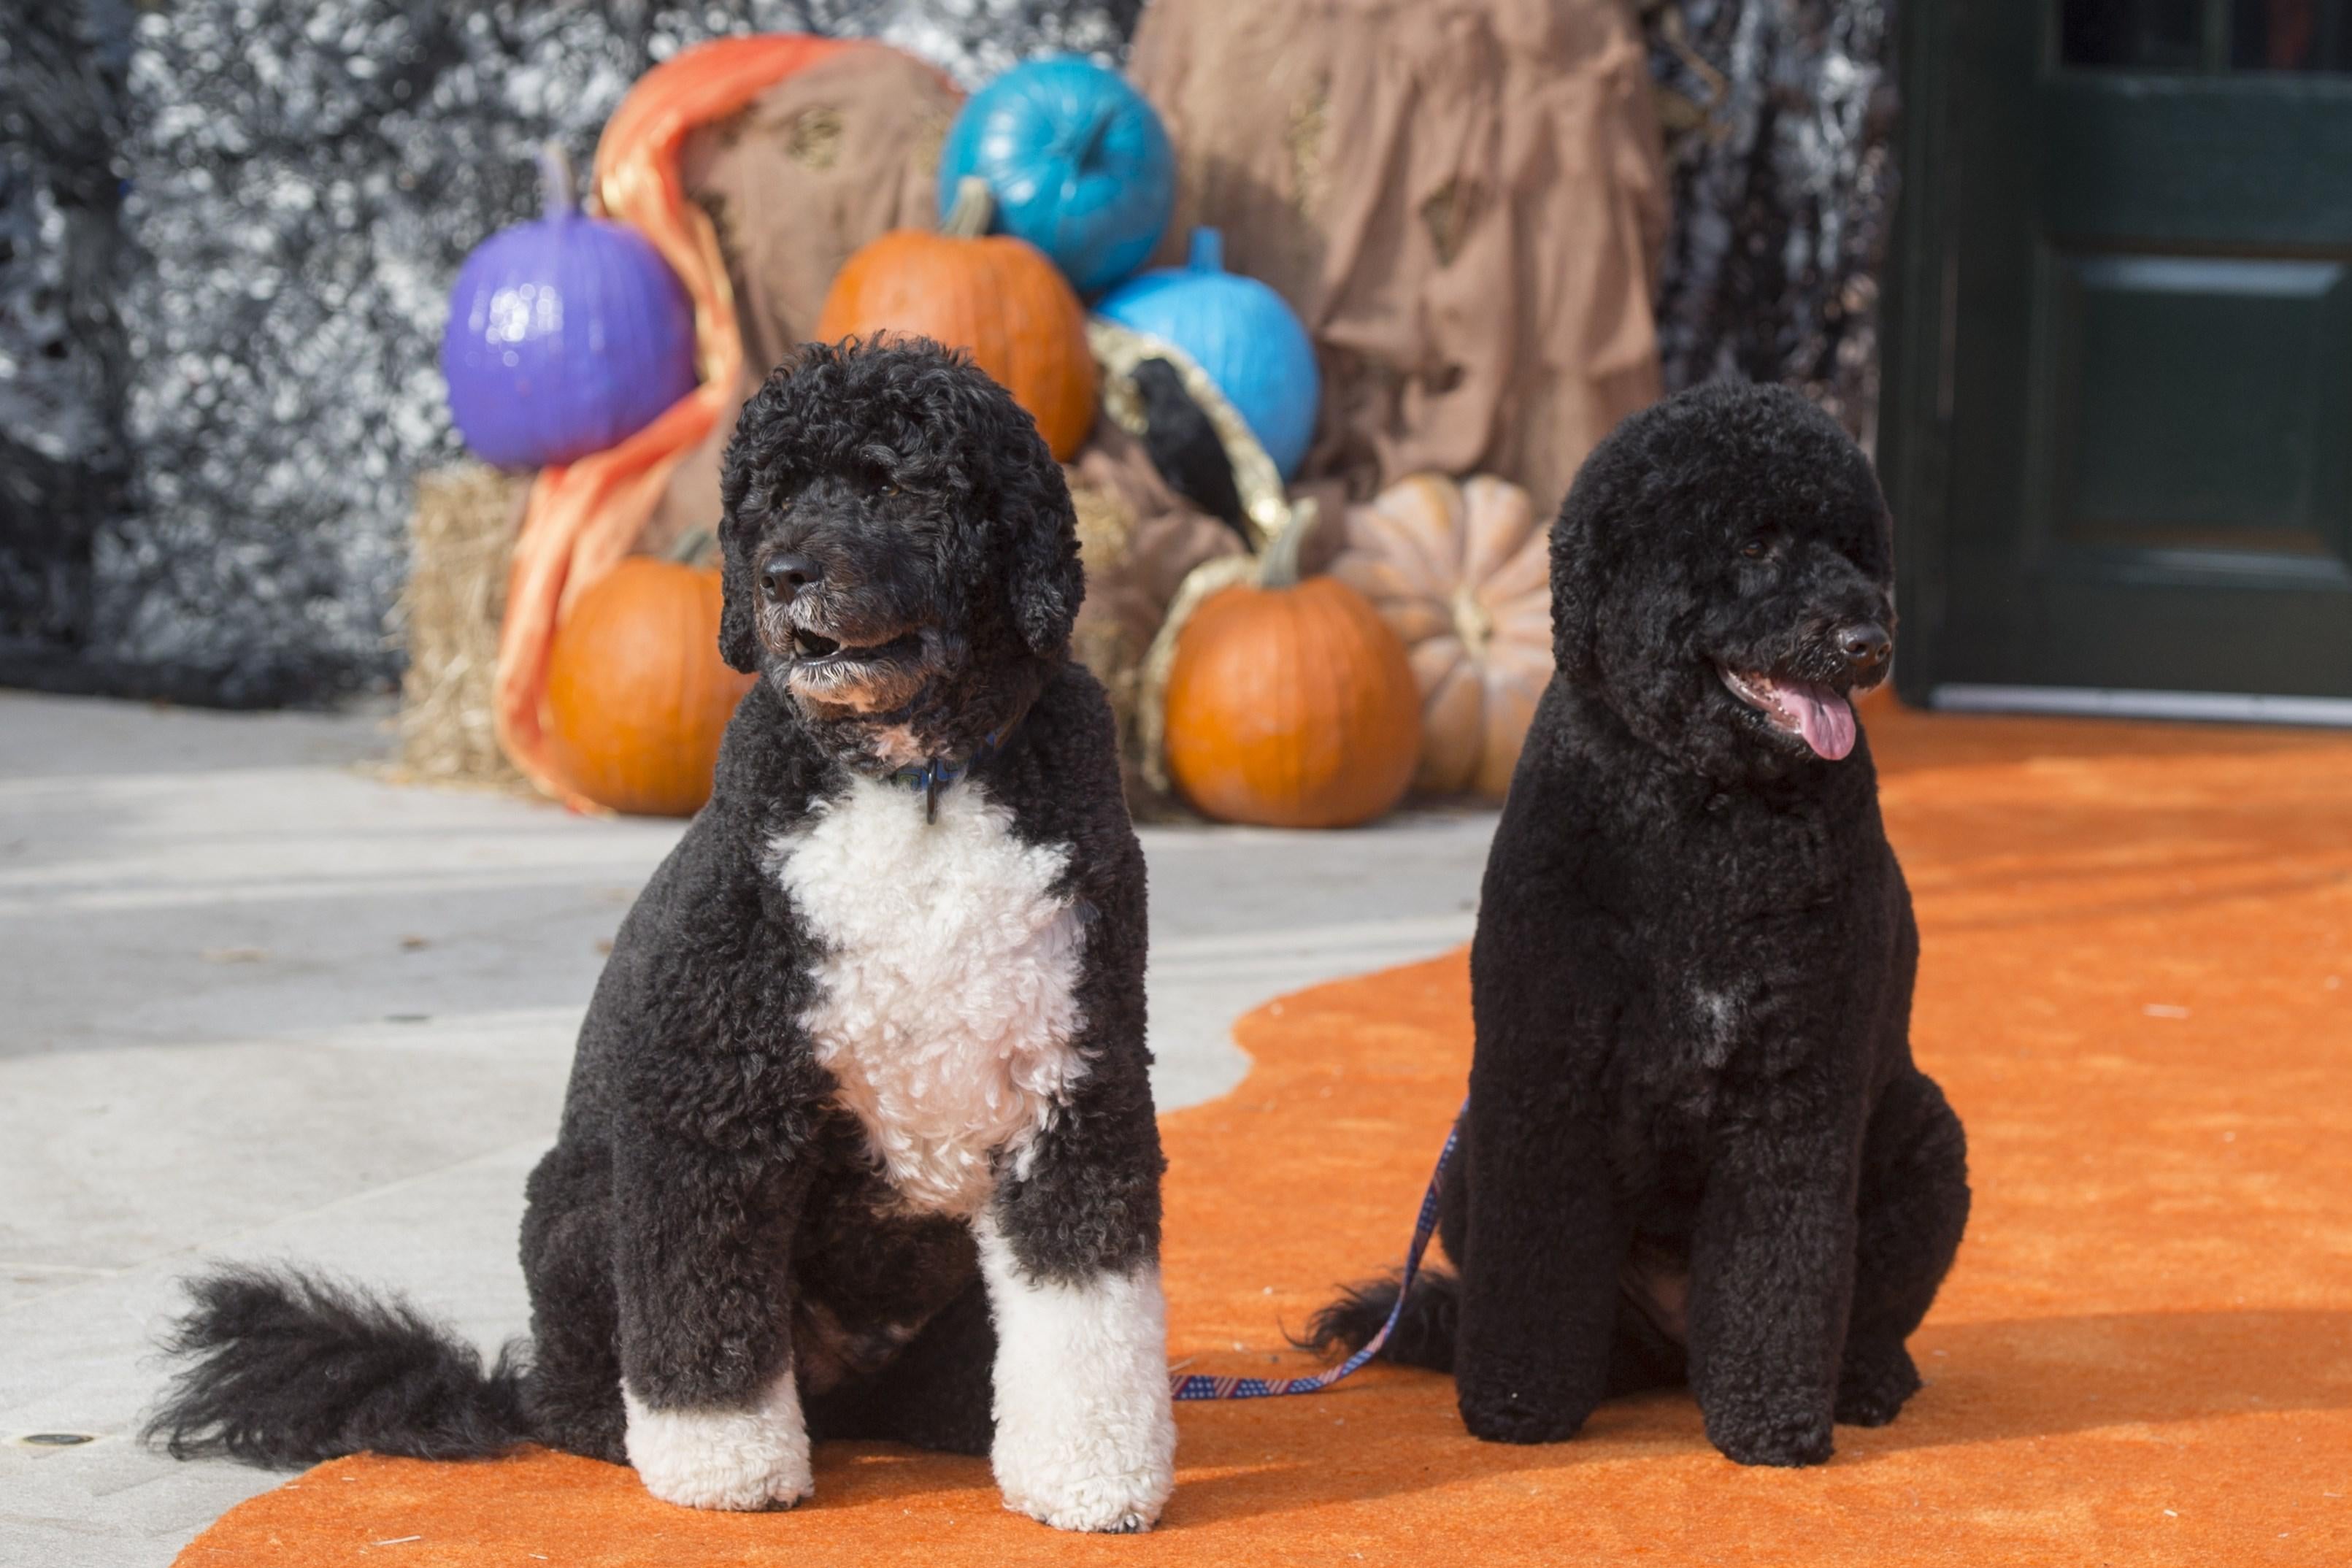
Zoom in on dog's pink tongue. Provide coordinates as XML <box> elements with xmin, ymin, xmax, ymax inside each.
<box><xmin>1782</xmin><ymin>682</ymin><xmax>1856</xmax><ymax>761</ymax></box>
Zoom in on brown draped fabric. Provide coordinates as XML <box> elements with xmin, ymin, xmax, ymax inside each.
<box><xmin>643</xmin><ymin>47</ymin><xmax>965</xmax><ymax>550</ymax></box>
<box><xmin>1127</xmin><ymin>0</ymin><xmax>1669</xmax><ymax>514</ymax></box>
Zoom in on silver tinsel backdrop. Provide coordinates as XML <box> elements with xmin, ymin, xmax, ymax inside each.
<box><xmin>1643</xmin><ymin>0</ymin><xmax>1894</xmax><ymax>445</ymax></box>
<box><xmin>0</xmin><ymin>1</ymin><xmax>134</xmax><ymax>660</ymax></box>
<box><xmin>0</xmin><ymin>0</ymin><xmax>1888</xmax><ymax>707</ymax></box>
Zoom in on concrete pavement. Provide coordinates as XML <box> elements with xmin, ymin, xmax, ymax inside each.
<box><xmin>0</xmin><ymin>690</ymin><xmax>1495</xmax><ymax>1567</ymax></box>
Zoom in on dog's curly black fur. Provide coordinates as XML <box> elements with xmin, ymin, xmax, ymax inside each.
<box><xmin>1312</xmin><ymin>383</ymin><xmax>1970</xmax><ymax>1467</ymax></box>
<box><xmin>153</xmin><ymin>342</ymin><xmax>1175</xmax><ymax>1528</ymax></box>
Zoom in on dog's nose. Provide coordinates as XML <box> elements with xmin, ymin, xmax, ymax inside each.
<box><xmin>761</xmin><ymin>553</ymin><xmax>822</xmax><ymax>603</ymax></box>
<box><xmin>1838</xmin><ymin>622</ymin><xmax>1892</xmax><ymax>670</ymax></box>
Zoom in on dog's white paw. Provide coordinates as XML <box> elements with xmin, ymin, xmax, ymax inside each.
<box><xmin>622</xmin><ymin>1372</ymin><xmax>813</xmax><ymax>1512</ymax></box>
<box><xmin>992</xmin><ymin>1391</ymin><xmax>1175</xmax><ymax>1533</ymax></box>
<box><xmin>975</xmin><ymin>1221</ymin><xmax>1177</xmax><ymax>1533</ymax></box>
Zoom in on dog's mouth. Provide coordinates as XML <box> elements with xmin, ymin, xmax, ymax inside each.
<box><xmin>1716</xmin><ymin>666</ymin><xmax>1867</xmax><ymax>761</ymax></box>
<box><xmin>777</xmin><ymin>616</ymin><xmax>934</xmax><ymax>715</ymax></box>
<box><xmin>786</xmin><ymin>624</ymin><xmax>924</xmax><ymax>671</ymax></box>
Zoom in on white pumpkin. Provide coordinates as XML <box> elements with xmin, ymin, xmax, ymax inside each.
<box><xmin>1329</xmin><ymin>474</ymin><xmax>1553</xmax><ymax>799</ymax></box>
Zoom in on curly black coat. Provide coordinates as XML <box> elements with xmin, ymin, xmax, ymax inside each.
<box><xmin>1315</xmin><ymin>383</ymin><xmax>1970</xmax><ymax>1467</ymax></box>
<box><xmin>151</xmin><ymin>342</ymin><xmax>1173</xmax><ymax>1527</ymax></box>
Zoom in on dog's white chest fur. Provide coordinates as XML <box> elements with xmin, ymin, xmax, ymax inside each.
<box><xmin>772</xmin><ymin>775</ymin><xmax>1088</xmax><ymax>1215</ymax></box>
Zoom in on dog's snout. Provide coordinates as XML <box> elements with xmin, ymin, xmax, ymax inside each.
<box><xmin>761</xmin><ymin>553</ymin><xmax>823</xmax><ymax>604</ymax></box>
<box><xmin>1838</xmin><ymin>622</ymin><xmax>1891</xmax><ymax>670</ymax></box>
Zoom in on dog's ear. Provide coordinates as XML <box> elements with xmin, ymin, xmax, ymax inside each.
<box><xmin>717</xmin><ymin>518</ymin><xmax>761</xmax><ymax>675</ymax></box>
<box><xmin>1547</xmin><ymin>503</ymin><xmax>1599</xmax><ymax>683</ymax></box>
<box><xmin>900</xmin><ymin>341</ymin><xmax>1084</xmax><ymax>658</ymax></box>
<box><xmin>1010</xmin><ymin>486</ymin><xmax>1085</xmax><ymax>658</ymax></box>
<box><xmin>715</xmin><ymin>426</ymin><xmax>776</xmax><ymax>677</ymax></box>
<box><xmin>715</xmin><ymin>359</ymin><xmax>806</xmax><ymax>676</ymax></box>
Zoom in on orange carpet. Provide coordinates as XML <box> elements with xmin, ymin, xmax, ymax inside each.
<box><xmin>178</xmin><ymin>699</ymin><xmax>2352</xmax><ymax>1565</ymax></box>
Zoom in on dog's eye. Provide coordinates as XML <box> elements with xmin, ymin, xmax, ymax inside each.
<box><xmin>1740</xmin><ymin>534</ymin><xmax>1774</xmax><ymax>561</ymax></box>
<box><xmin>877</xmin><ymin>480</ymin><xmax>902</xmax><ymax>499</ymax></box>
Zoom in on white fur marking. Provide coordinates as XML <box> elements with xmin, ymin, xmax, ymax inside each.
<box><xmin>772</xmin><ymin>775</ymin><xmax>1090</xmax><ymax>1215</ymax></box>
<box><xmin>975</xmin><ymin>1214</ymin><xmax>1177</xmax><ymax>1533</ymax></box>
<box><xmin>1692</xmin><ymin>984</ymin><xmax>1740</xmax><ymax>1066</ymax></box>
<box><xmin>623</xmin><ymin>1367</ymin><xmax>812</xmax><ymax>1511</ymax></box>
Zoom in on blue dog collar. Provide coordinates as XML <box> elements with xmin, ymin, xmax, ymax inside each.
<box><xmin>885</xmin><ymin>728</ymin><xmax>1008</xmax><ymax>822</ymax></box>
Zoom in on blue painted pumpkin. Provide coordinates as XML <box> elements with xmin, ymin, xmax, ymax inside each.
<box><xmin>1096</xmin><ymin>228</ymin><xmax>1321</xmax><ymax>480</ymax></box>
<box><xmin>937</xmin><ymin>55</ymin><xmax>1174</xmax><ymax>298</ymax></box>
<box><xmin>441</xmin><ymin>145</ymin><xmax>697</xmax><ymax>470</ymax></box>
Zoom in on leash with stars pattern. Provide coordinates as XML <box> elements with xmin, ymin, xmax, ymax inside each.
<box><xmin>1169</xmin><ymin>1098</ymin><xmax>1464</xmax><ymax>1401</ymax></box>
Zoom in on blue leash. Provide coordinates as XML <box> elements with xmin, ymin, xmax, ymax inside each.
<box><xmin>1169</xmin><ymin>1098</ymin><xmax>1464</xmax><ymax>1401</ymax></box>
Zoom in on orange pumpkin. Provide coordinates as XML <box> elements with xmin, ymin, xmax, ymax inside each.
<box><xmin>1330</xmin><ymin>474</ymin><xmax>1553</xmax><ymax>799</ymax></box>
<box><xmin>1161</xmin><ymin>510</ymin><xmax>1421</xmax><ymax>828</ymax></box>
<box><xmin>815</xmin><ymin>177</ymin><xmax>1096</xmax><ymax>459</ymax></box>
<box><xmin>544</xmin><ymin>540</ymin><xmax>754</xmax><ymax>816</ymax></box>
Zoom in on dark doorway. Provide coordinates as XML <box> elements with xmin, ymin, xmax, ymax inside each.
<box><xmin>1883</xmin><ymin>0</ymin><xmax>2352</xmax><ymax>722</ymax></box>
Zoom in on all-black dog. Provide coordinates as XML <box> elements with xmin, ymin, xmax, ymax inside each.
<box><xmin>150</xmin><ymin>340</ymin><xmax>1177</xmax><ymax>1531</ymax></box>
<box><xmin>1314</xmin><ymin>383</ymin><xmax>1969</xmax><ymax>1467</ymax></box>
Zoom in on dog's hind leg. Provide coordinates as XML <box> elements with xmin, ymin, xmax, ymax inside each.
<box><xmin>803</xmin><ymin>1277</ymin><xmax>996</xmax><ymax>1456</ymax></box>
<box><xmin>1605</xmin><ymin>1294</ymin><xmax>1690</xmax><ymax>1398</ymax></box>
<box><xmin>1836</xmin><ymin>1069</ymin><xmax>1969</xmax><ymax>1427</ymax></box>
<box><xmin>518</xmin><ymin>1148</ymin><xmax>626</xmax><ymax>1464</ymax></box>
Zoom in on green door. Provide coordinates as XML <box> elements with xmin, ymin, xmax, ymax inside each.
<box><xmin>1883</xmin><ymin>0</ymin><xmax>2352</xmax><ymax>721</ymax></box>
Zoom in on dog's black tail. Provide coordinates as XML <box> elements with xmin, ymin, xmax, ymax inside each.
<box><xmin>145</xmin><ymin>1264</ymin><xmax>531</xmax><ymax>1468</ymax></box>
<box><xmin>1299</xmin><ymin>1267</ymin><xmax>1462</xmax><ymax>1373</ymax></box>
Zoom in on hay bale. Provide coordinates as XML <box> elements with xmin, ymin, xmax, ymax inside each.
<box><xmin>393</xmin><ymin>464</ymin><xmax>528</xmax><ymax>787</ymax></box>
<box><xmin>1070</xmin><ymin>480</ymin><xmax>1142</xmax><ymax>726</ymax></box>
<box><xmin>1064</xmin><ymin>420</ymin><xmax>1251</xmax><ymax>820</ymax></box>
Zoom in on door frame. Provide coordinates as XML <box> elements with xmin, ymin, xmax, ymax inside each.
<box><xmin>1880</xmin><ymin>0</ymin><xmax>1961</xmax><ymax>712</ymax></box>
<box><xmin>1878</xmin><ymin>0</ymin><xmax>2352</xmax><ymax>726</ymax></box>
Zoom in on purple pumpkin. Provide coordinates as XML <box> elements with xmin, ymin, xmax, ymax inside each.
<box><xmin>441</xmin><ymin>145</ymin><xmax>697</xmax><ymax>470</ymax></box>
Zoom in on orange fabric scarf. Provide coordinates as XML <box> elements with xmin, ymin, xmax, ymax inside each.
<box><xmin>491</xmin><ymin>34</ymin><xmax>864</xmax><ymax>809</ymax></box>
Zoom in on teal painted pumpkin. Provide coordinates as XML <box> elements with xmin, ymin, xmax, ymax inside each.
<box><xmin>937</xmin><ymin>55</ymin><xmax>1174</xmax><ymax>298</ymax></box>
<box><xmin>1095</xmin><ymin>229</ymin><xmax>1321</xmax><ymax>480</ymax></box>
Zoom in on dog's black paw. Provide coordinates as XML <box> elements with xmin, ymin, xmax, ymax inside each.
<box><xmin>1457</xmin><ymin>1386</ymin><xmax>1593</xmax><ymax>1445</ymax></box>
<box><xmin>1834</xmin><ymin>1344</ymin><xmax>1923</xmax><ymax>1427</ymax></box>
<box><xmin>1705</xmin><ymin>1407</ymin><xmax>1835</xmax><ymax>1467</ymax></box>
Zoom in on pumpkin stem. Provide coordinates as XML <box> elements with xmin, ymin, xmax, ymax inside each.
<box><xmin>942</xmin><ymin>175</ymin><xmax>997</xmax><ymax>239</ymax></box>
<box><xmin>1064</xmin><ymin>104</ymin><xmax>1118</xmax><ymax>169</ymax></box>
<box><xmin>539</xmin><ymin>140</ymin><xmax>578</xmax><ymax>223</ymax></box>
<box><xmin>1188</xmin><ymin>227</ymin><xmax>1224</xmax><ymax>274</ymax></box>
<box><xmin>1256</xmin><ymin>498</ymin><xmax>1318</xmax><ymax>591</ymax></box>
<box><xmin>1451</xmin><ymin>581</ymin><xmax>1495</xmax><ymax>660</ymax></box>
<box><xmin>668</xmin><ymin>528</ymin><xmax>719</xmax><ymax>568</ymax></box>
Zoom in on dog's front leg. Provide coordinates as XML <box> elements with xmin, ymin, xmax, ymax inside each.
<box><xmin>1453</xmin><ymin>1096</ymin><xmax>1629</xmax><ymax>1443</ymax></box>
<box><xmin>975</xmin><ymin>1100</ymin><xmax>1176</xmax><ymax>1533</ymax></box>
<box><xmin>610</xmin><ymin>1120</ymin><xmax>815</xmax><ymax>1510</ymax></box>
<box><xmin>1685</xmin><ymin>1123</ymin><xmax>1861</xmax><ymax>1467</ymax></box>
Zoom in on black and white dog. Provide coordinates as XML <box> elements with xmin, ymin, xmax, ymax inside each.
<box><xmin>1315</xmin><ymin>383</ymin><xmax>1970</xmax><ymax>1467</ymax></box>
<box><xmin>151</xmin><ymin>340</ymin><xmax>1177</xmax><ymax>1532</ymax></box>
